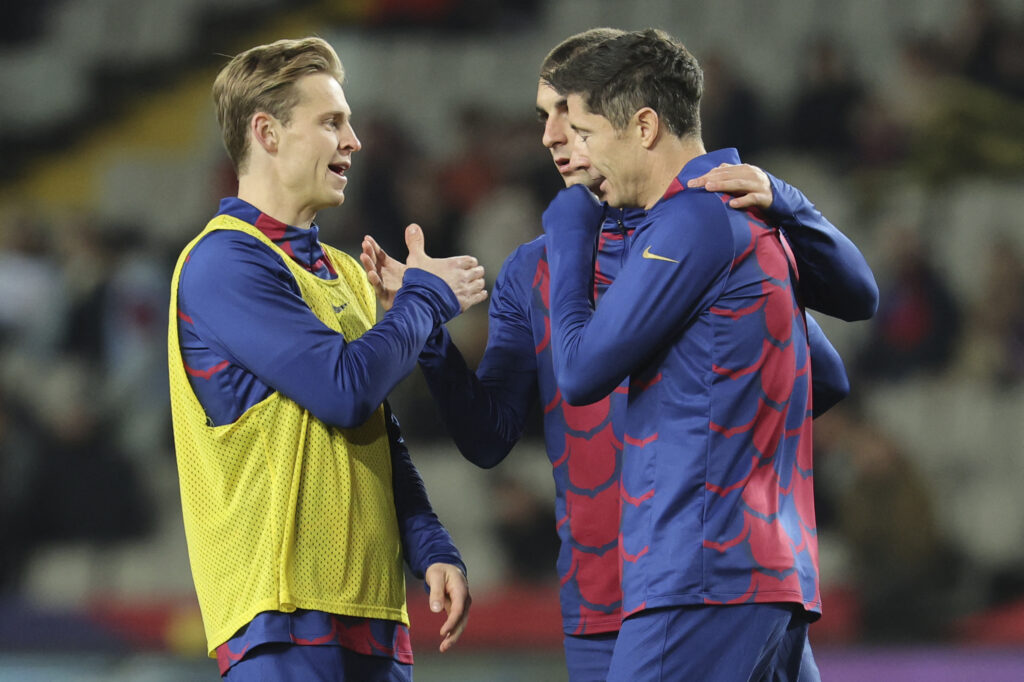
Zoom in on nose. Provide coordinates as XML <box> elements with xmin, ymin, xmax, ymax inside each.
<box><xmin>568</xmin><ymin>147</ymin><xmax>590</xmax><ymax>172</ymax></box>
<box><xmin>342</xmin><ymin>123</ymin><xmax>362</xmax><ymax>153</ymax></box>
<box><xmin>542</xmin><ymin>116</ymin><xmax>566</xmax><ymax>149</ymax></box>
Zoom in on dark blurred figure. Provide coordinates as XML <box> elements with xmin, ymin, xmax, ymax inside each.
<box><xmin>856</xmin><ymin>229</ymin><xmax>961</xmax><ymax>381</ymax></box>
<box><xmin>952</xmin><ymin>0</ymin><xmax>1024</xmax><ymax>99</ymax></box>
<box><xmin>0</xmin><ymin>388</ymin><xmax>43</xmax><ymax>591</ymax></box>
<box><xmin>0</xmin><ymin>1</ymin><xmax>56</xmax><ymax>45</ymax></box>
<box><xmin>787</xmin><ymin>38</ymin><xmax>866</xmax><ymax>166</ymax></box>
<box><xmin>700</xmin><ymin>52</ymin><xmax>766</xmax><ymax>158</ymax></box>
<box><xmin>28</xmin><ymin>372</ymin><xmax>154</xmax><ymax>547</ymax></box>
<box><xmin>347</xmin><ymin>114</ymin><xmax>423</xmax><ymax>257</ymax></box>
<box><xmin>821</xmin><ymin>406</ymin><xmax>965</xmax><ymax>641</ymax></box>
<box><xmin>960</xmin><ymin>236</ymin><xmax>1024</xmax><ymax>387</ymax></box>
<box><xmin>491</xmin><ymin>473</ymin><xmax>559</xmax><ymax>584</ymax></box>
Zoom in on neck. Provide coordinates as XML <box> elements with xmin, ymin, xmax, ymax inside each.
<box><xmin>640</xmin><ymin>135</ymin><xmax>706</xmax><ymax>209</ymax></box>
<box><xmin>237</xmin><ymin>171</ymin><xmax>316</xmax><ymax>229</ymax></box>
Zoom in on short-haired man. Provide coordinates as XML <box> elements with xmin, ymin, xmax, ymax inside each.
<box><xmin>541</xmin><ymin>29</ymin><xmax>872</xmax><ymax>681</ymax></box>
<box><xmin>168</xmin><ymin>36</ymin><xmax>483</xmax><ymax>680</ymax></box>
<box><xmin>360</xmin><ymin>29</ymin><xmax>875</xmax><ymax>682</ymax></box>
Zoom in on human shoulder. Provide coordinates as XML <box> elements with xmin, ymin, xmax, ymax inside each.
<box><xmin>179</xmin><ymin>227</ymin><xmax>291</xmax><ymax>294</ymax></box>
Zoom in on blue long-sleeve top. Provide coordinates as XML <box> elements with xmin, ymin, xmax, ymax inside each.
<box><xmin>417</xmin><ymin>161</ymin><xmax>870</xmax><ymax>633</ymax></box>
<box><xmin>542</xmin><ymin>148</ymin><xmax>830</xmax><ymax>617</ymax></box>
<box><xmin>176</xmin><ymin>197</ymin><xmax>462</xmax><ymax>669</ymax></box>
<box><xmin>418</xmin><ymin>170</ymin><xmax>870</xmax><ymax>467</ymax></box>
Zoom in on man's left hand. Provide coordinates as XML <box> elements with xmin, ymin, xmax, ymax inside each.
<box><xmin>424</xmin><ymin>562</ymin><xmax>471</xmax><ymax>653</ymax></box>
<box><xmin>687</xmin><ymin>163</ymin><xmax>773</xmax><ymax>210</ymax></box>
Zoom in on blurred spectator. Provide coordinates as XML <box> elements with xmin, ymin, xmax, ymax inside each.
<box><xmin>856</xmin><ymin>228</ymin><xmax>961</xmax><ymax>381</ymax></box>
<box><xmin>786</xmin><ymin>38</ymin><xmax>866</xmax><ymax>166</ymax></box>
<box><xmin>27</xmin><ymin>362</ymin><xmax>154</xmax><ymax>547</ymax></box>
<box><xmin>0</xmin><ymin>388</ymin><xmax>43</xmax><ymax>591</ymax></box>
<box><xmin>950</xmin><ymin>0</ymin><xmax>1024</xmax><ymax>100</ymax></box>
<box><xmin>347</xmin><ymin>114</ymin><xmax>425</xmax><ymax>256</ymax></box>
<box><xmin>436</xmin><ymin>106</ymin><xmax>501</xmax><ymax>221</ymax></box>
<box><xmin>850</xmin><ymin>93</ymin><xmax>909</xmax><ymax>169</ymax></box>
<box><xmin>490</xmin><ymin>473</ymin><xmax>559</xmax><ymax>584</ymax></box>
<box><xmin>0</xmin><ymin>209</ymin><xmax>67</xmax><ymax>358</ymax></box>
<box><xmin>700</xmin><ymin>52</ymin><xmax>766</xmax><ymax>158</ymax></box>
<box><xmin>823</xmin><ymin>406</ymin><xmax>964</xmax><ymax>641</ymax></box>
<box><xmin>958</xmin><ymin>236</ymin><xmax>1024</xmax><ymax>387</ymax></box>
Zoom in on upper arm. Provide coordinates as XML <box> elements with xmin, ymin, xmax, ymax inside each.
<box><xmin>806</xmin><ymin>313</ymin><xmax>849</xmax><ymax>417</ymax></box>
<box><xmin>766</xmin><ymin>172</ymin><xmax>879</xmax><ymax>321</ymax></box>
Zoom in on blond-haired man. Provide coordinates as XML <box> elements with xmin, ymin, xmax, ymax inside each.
<box><xmin>168</xmin><ymin>36</ymin><xmax>481</xmax><ymax>680</ymax></box>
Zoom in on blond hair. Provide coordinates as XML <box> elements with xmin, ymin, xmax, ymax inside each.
<box><xmin>213</xmin><ymin>36</ymin><xmax>344</xmax><ymax>173</ymax></box>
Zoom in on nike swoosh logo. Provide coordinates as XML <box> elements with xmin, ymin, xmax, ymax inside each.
<box><xmin>332</xmin><ymin>303</ymin><xmax>348</xmax><ymax>313</ymax></box>
<box><xmin>642</xmin><ymin>245</ymin><xmax>679</xmax><ymax>263</ymax></box>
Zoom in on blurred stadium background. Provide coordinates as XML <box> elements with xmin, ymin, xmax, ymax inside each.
<box><xmin>1</xmin><ymin>0</ymin><xmax>1023</xmax><ymax>679</ymax></box>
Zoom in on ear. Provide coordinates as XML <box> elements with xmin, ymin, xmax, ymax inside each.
<box><xmin>251</xmin><ymin>112</ymin><xmax>279</xmax><ymax>154</ymax></box>
<box><xmin>634</xmin><ymin>107</ymin><xmax>659</xmax><ymax>149</ymax></box>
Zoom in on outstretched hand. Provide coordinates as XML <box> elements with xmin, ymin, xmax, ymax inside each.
<box><xmin>360</xmin><ymin>224</ymin><xmax>487</xmax><ymax>313</ymax></box>
<box><xmin>424</xmin><ymin>562</ymin><xmax>471</xmax><ymax>653</ymax></box>
<box><xmin>687</xmin><ymin>163</ymin><xmax>773</xmax><ymax>210</ymax></box>
<box><xmin>360</xmin><ymin>234</ymin><xmax>405</xmax><ymax>311</ymax></box>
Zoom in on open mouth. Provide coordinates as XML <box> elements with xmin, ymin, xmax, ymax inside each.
<box><xmin>554</xmin><ymin>157</ymin><xmax>574</xmax><ymax>174</ymax></box>
<box><xmin>328</xmin><ymin>162</ymin><xmax>349</xmax><ymax>178</ymax></box>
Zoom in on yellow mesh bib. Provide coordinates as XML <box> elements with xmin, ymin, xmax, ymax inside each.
<box><xmin>168</xmin><ymin>215</ymin><xmax>407</xmax><ymax>656</ymax></box>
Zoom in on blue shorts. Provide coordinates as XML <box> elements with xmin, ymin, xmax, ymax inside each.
<box><xmin>607</xmin><ymin>603</ymin><xmax>819</xmax><ymax>682</ymax></box>
<box><xmin>223</xmin><ymin>642</ymin><xmax>413</xmax><ymax>682</ymax></box>
<box><xmin>564</xmin><ymin>631</ymin><xmax>617</xmax><ymax>682</ymax></box>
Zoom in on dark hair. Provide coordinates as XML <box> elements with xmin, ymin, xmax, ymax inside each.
<box><xmin>547</xmin><ymin>28</ymin><xmax>703</xmax><ymax>138</ymax></box>
<box><xmin>539</xmin><ymin>27</ymin><xmax>625</xmax><ymax>83</ymax></box>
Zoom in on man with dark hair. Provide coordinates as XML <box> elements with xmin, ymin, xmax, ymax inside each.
<box><xmin>540</xmin><ymin>28</ymin><xmax>876</xmax><ymax>681</ymax></box>
<box><xmin>363</xmin><ymin>27</ymin><xmax>875</xmax><ymax>682</ymax></box>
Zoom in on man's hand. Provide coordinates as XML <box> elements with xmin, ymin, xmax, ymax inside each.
<box><xmin>687</xmin><ymin>163</ymin><xmax>773</xmax><ymax>210</ymax></box>
<box><xmin>424</xmin><ymin>562</ymin><xmax>471</xmax><ymax>653</ymax></box>
<box><xmin>360</xmin><ymin>224</ymin><xmax>487</xmax><ymax>313</ymax></box>
<box><xmin>360</xmin><ymin>235</ymin><xmax>405</xmax><ymax>311</ymax></box>
<box><xmin>542</xmin><ymin>184</ymin><xmax>605</xmax><ymax>236</ymax></box>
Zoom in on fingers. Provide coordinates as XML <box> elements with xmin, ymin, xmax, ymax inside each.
<box><xmin>452</xmin><ymin>265</ymin><xmax>488</xmax><ymax>312</ymax></box>
<box><xmin>358</xmin><ymin>249</ymin><xmax>375</xmax><ymax>276</ymax></box>
<box><xmin>426</xmin><ymin>570</ymin><xmax>446</xmax><ymax>616</ymax></box>
<box><xmin>438</xmin><ymin>578</ymin><xmax>470</xmax><ymax>653</ymax></box>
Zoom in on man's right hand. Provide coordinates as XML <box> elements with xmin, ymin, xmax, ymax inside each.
<box><xmin>361</xmin><ymin>224</ymin><xmax>487</xmax><ymax>313</ymax></box>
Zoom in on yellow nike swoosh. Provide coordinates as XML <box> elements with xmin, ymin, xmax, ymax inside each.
<box><xmin>642</xmin><ymin>245</ymin><xmax>679</xmax><ymax>263</ymax></box>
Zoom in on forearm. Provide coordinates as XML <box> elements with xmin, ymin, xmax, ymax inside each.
<box><xmin>807</xmin><ymin>313</ymin><xmax>850</xmax><ymax>417</ymax></box>
<box><xmin>419</xmin><ymin>328</ymin><xmax>532</xmax><ymax>468</ymax></box>
<box><xmin>387</xmin><ymin>403</ymin><xmax>465</xmax><ymax>578</ymax></box>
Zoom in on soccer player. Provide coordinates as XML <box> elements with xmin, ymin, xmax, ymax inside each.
<box><xmin>167</xmin><ymin>37</ymin><xmax>484</xmax><ymax>680</ymax></box>
<box><xmin>361</xmin><ymin>29</ymin><xmax>876</xmax><ymax>682</ymax></box>
<box><xmin>542</xmin><ymin>28</ymin><xmax>850</xmax><ymax>681</ymax></box>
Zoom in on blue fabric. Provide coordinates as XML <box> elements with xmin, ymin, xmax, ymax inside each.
<box><xmin>178</xmin><ymin>197</ymin><xmax>459</xmax><ymax>429</ymax></box>
<box><xmin>419</xmin><ymin>160</ymin><xmax>869</xmax><ymax>634</ymax></box>
<box><xmin>606</xmin><ymin>604</ymin><xmax>815</xmax><ymax>682</ymax></box>
<box><xmin>543</xmin><ymin>148</ymin><xmax>822</xmax><ymax>616</ymax></box>
<box><xmin>419</xmin><ymin>208</ymin><xmax>638</xmax><ymax>635</ymax></box>
<box><xmin>224</xmin><ymin>641</ymin><xmax>413</xmax><ymax>682</ymax></box>
<box><xmin>564</xmin><ymin>631</ymin><xmax>617</xmax><ymax>682</ymax></box>
<box><xmin>767</xmin><ymin>173</ymin><xmax>879</xmax><ymax>321</ymax></box>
